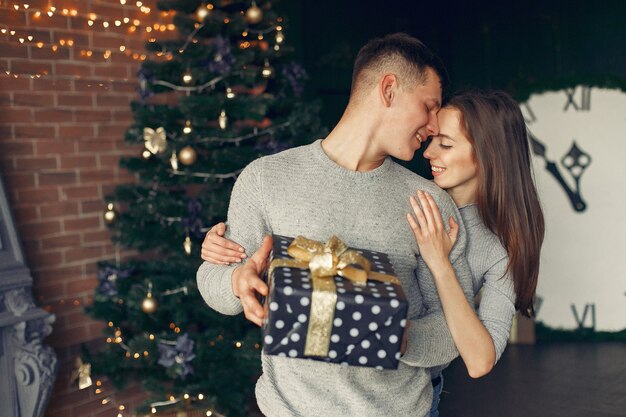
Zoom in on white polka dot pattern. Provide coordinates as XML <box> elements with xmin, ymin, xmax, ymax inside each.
<box><xmin>261</xmin><ymin>235</ymin><xmax>408</xmax><ymax>369</ymax></box>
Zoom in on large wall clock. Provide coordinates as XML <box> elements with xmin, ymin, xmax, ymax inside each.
<box><xmin>520</xmin><ymin>86</ymin><xmax>626</xmax><ymax>332</ymax></box>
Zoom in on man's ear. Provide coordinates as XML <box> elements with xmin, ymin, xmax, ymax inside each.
<box><xmin>379</xmin><ymin>74</ymin><xmax>397</xmax><ymax>107</ymax></box>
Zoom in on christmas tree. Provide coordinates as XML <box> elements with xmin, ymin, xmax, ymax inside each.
<box><xmin>85</xmin><ymin>1</ymin><xmax>322</xmax><ymax>416</ymax></box>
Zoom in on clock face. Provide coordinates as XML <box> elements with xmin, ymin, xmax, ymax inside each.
<box><xmin>521</xmin><ymin>87</ymin><xmax>626</xmax><ymax>332</ymax></box>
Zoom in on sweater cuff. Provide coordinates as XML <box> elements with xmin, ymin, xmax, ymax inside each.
<box><xmin>217</xmin><ymin>267</ymin><xmax>243</xmax><ymax>313</ymax></box>
<box><xmin>196</xmin><ymin>262</ymin><xmax>243</xmax><ymax>315</ymax></box>
<box><xmin>400</xmin><ymin>317</ymin><xmax>458</xmax><ymax>368</ymax></box>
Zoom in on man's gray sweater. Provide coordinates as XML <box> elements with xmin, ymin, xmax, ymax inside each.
<box><xmin>197</xmin><ymin>140</ymin><xmax>474</xmax><ymax>417</ymax></box>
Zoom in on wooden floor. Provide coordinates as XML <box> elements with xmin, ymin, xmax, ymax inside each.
<box><xmin>439</xmin><ymin>342</ymin><xmax>626</xmax><ymax>417</ymax></box>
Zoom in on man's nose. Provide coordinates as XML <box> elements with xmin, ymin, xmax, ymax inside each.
<box><xmin>426</xmin><ymin>114</ymin><xmax>439</xmax><ymax>136</ymax></box>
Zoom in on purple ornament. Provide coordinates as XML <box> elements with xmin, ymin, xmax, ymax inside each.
<box><xmin>203</xmin><ymin>35</ymin><xmax>236</xmax><ymax>75</ymax></box>
<box><xmin>158</xmin><ymin>333</ymin><xmax>196</xmax><ymax>379</ymax></box>
<box><xmin>96</xmin><ymin>266</ymin><xmax>132</xmax><ymax>297</ymax></box>
<box><xmin>281</xmin><ymin>62</ymin><xmax>307</xmax><ymax>97</ymax></box>
<box><xmin>137</xmin><ymin>67</ymin><xmax>155</xmax><ymax>102</ymax></box>
<box><xmin>182</xmin><ymin>198</ymin><xmax>204</xmax><ymax>239</ymax></box>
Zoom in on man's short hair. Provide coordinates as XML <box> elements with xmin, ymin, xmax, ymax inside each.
<box><xmin>350</xmin><ymin>33</ymin><xmax>449</xmax><ymax>102</ymax></box>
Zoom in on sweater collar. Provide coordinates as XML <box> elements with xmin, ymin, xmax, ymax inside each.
<box><xmin>311</xmin><ymin>139</ymin><xmax>393</xmax><ymax>179</ymax></box>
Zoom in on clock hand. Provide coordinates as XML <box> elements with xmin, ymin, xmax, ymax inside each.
<box><xmin>528</xmin><ymin>131</ymin><xmax>586</xmax><ymax>212</ymax></box>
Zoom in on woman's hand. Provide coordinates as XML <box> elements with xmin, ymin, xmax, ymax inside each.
<box><xmin>201</xmin><ymin>222</ymin><xmax>247</xmax><ymax>265</ymax></box>
<box><xmin>406</xmin><ymin>190</ymin><xmax>459</xmax><ymax>273</ymax></box>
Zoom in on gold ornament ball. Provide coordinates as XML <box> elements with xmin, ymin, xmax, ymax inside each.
<box><xmin>178</xmin><ymin>146</ymin><xmax>197</xmax><ymax>166</ymax></box>
<box><xmin>141</xmin><ymin>295</ymin><xmax>158</xmax><ymax>314</ymax></box>
<box><xmin>103</xmin><ymin>203</ymin><xmax>117</xmax><ymax>224</ymax></box>
<box><xmin>245</xmin><ymin>4</ymin><xmax>263</xmax><ymax>24</ymax></box>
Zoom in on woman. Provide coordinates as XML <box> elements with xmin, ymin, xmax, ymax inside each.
<box><xmin>200</xmin><ymin>90</ymin><xmax>545</xmax><ymax>415</ymax></box>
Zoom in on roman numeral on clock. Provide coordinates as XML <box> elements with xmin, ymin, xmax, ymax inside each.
<box><xmin>564</xmin><ymin>86</ymin><xmax>591</xmax><ymax>112</ymax></box>
<box><xmin>571</xmin><ymin>303</ymin><xmax>595</xmax><ymax>330</ymax></box>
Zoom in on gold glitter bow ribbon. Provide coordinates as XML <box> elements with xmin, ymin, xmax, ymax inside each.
<box><xmin>70</xmin><ymin>357</ymin><xmax>93</xmax><ymax>390</ymax></box>
<box><xmin>268</xmin><ymin>235</ymin><xmax>399</xmax><ymax>357</ymax></box>
<box><xmin>143</xmin><ymin>126</ymin><xmax>167</xmax><ymax>154</ymax></box>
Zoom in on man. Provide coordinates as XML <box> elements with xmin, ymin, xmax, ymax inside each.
<box><xmin>197</xmin><ymin>33</ymin><xmax>473</xmax><ymax>416</ymax></box>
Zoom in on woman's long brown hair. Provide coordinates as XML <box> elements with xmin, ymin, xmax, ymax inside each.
<box><xmin>447</xmin><ymin>90</ymin><xmax>545</xmax><ymax>317</ymax></box>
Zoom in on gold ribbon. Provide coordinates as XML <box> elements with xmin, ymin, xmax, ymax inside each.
<box><xmin>268</xmin><ymin>235</ymin><xmax>399</xmax><ymax>357</ymax></box>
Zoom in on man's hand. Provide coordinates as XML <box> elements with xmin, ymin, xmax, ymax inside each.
<box><xmin>232</xmin><ymin>235</ymin><xmax>273</xmax><ymax>326</ymax></box>
<box><xmin>201</xmin><ymin>222</ymin><xmax>247</xmax><ymax>265</ymax></box>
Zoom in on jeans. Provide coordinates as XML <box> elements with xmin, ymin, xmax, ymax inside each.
<box><xmin>429</xmin><ymin>374</ymin><xmax>444</xmax><ymax>417</ymax></box>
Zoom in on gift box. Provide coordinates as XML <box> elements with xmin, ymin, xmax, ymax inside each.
<box><xmin>261</xmin><ymin>235</ymin><xmax>408</xmax><ymax>370</ymax></box>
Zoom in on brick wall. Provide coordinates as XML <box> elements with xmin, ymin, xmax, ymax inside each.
<box><xmin>0</xmin><ymin>1</ymin><xmax>167</xmax><ymax>415</ymax></box>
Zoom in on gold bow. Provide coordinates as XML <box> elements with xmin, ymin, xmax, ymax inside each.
<box><xmin>70</xmin><ymin>357</ymin><xmax>93</xmax><ymax>390</ymax></box>
<box><xmin>143</xmin><ymin>126</ymin><xmax>167</xmax><ymax>154</ymax></box>
<box><xmin>268</xmin><ymin>235</ymin><xmax>399</xmax><ymax>357</ymax></box>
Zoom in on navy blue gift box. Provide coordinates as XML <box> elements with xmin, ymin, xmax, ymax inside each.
<box><xmin>261</xmin><ymin>235</ymin><xmax>408</xmax><ymax>370</ymax></box>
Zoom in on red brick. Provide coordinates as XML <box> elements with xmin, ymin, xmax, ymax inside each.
<box><xmin>22</xmin><ymin>27</ymin><xmax>54</xmax><ymax>41</ymax></box>
<box><xmin>97</xmin><ymin>124</ymin><xmax>128</xmax><ymax>137</ymax></box>
<box><xmin>66</xmin><ymin>277</ymin><xmax>98</xmax><ymax>294</ymax></box>
<box><xmin>59</xmin><ymin>125</ymin><xmax>95</xmax><ymax>139</ymax></box>
<box><xmin>0</xmin><ymin>140</ymin><xmax>35</xmax><ymax>155</ymax></box>
<box><xmin>19</xmin><ymin>220</ymin><xmax>62</xmax><ymax>237</ymax></box>
<box><xmin>34</xmin><ymin>265</ymin><xmax>84</xmax><ymax>283</ymax></box>
<box><xmin>33</xmin><ymin>78</ymin><xmax>72</xmax><ymax>91</ymax></box>
<box><xmin>74</xmin><ymin>79</ymin><xmax>111</xmax><ymax>92</ymax></box>
<box><xmin>112</xmin><ymin>109</ymin><xmax>132</xmax><ymax>122</ymax></box>
<box><xmin>35</xmin><ymin>108</ymin><xmax>74</xmax><ymax>123</ymax></box>
<box><xmin>28</xmin><ymin>14</ymin><xmax>68</xmax><ymax>30</ymax></box>
<box><xmin>34</xmin><ymin>281</ymin><xmax>66</xmax><ymax>299</ymax></box>
<box><xmin>87</xmin><ymin>321</ymin><xmax>107</xmax><ymax>340</ymax></box>
<box><xmin>80</xmin><ymin>169</ymin><xmax>115</xmax><ymax>183</ymax></box>
<box><xmin>60</xmin><ymin>155</ymin><xmax>97</xmax><ymax>169</ymax></box>
<box><xmin>11</xmin><ymin>205</ymin><xmax>38</xmax><ymax>224</ymax></box>
<box><xmin>3</xmin><ymin>172</ymin><xmax>36</xmax><ymax>188</ymax></box>
<box><xmin>55</xmin><ymin>62</ymin><xmax>92</xmax><ymax>77</ymax></box>
<box><xmin>41</xmin><ymin>233</ymin><xmax>82</xmax><ymax>250</ymax></box>
<box><xmin>95</xmin><ymin>94</ymin><xmax>132</xmax><ymax>109</ymax></box>
<box><xmin>11</xmin><ymin>60</ymin><xmax>53</xmax><ymax>75</ymax></box>
<box><xmin>98</xmin><ymin>154</ymin><xmax>122</xmax><ymax>168</ymax></box>
<box><xmin>51</xmin><ymin>31</ymin><xmax>90</xmax><ymax>48</ymax></box>
<box><xmin>36</xmin><ymin>140</ymin><xmax>76</xmax><ymax>154</ymax></box>
<box><xmin>43</xmin><ymin>381</ymin><xmax>94</xmax><ymax>412</ymax></box>
<box><xmin>92</xmin><ymin>34</ymin><xmax>127</xmax><ymax>50</ymax></box>
<box><xmin>48</xmin><ymin>325</ymin><xmax>89</xmax><ymax>346</ymax></box>
<box><xmin>64</xmin><ymin>216</ymin><xmax>101</xmax><ymax>232</ymax></box>
<box><xmin>74</xmin><ymin>109</ymin><xmax>111</xmax><ymax>122</ymax></box>
<box><xmin>14</xmin><ymin>125</ymin><xmax>56</xmax><ymax>139</ymax></box>
<box><xmin>83</xmin><ymin>229</ymin><xmax>110</xmax><ymax>243</ymax></box>
<box><xmin>0</xmin><ymin>108</ymin><xmax>33</xmax><ymax>123</ymax></box>
<box><xmin>80</xmin><ymin>199</ymin><xmax>106</xmax><ymax>214</ymax></box>
<box><xmin>110</xmin><ymin>79</ymin><xmax>136</xmax><ymax>93</ymax></box>
<box><xmin>15</xmin><ymin>156</ymin><xmax>58</xmax><ymax>170</ymax></box>
<box><xmin>13</xmin><ymin>92</ymin><xmax>55</xmax><ymax>107</ymax></box>
<box><xmin>0</xmin><ymin>42</ymin><xmax>29</xmax><ymax>58</ymax></box>
<box><xmin>39</xmin><ymin>201</ymin><xmax>80</xmax><ymax>218</ymax></box>
<box><xmin>90</xmin><ymin>3</ymin><xmax>124</xmax><ymax>20</ymax></box>
<box><xmin>0</xmin><ymin>76</ymin><xmax>30</xmax><ymax>91</ymax></box>
<box><xmin>29</xmin><ymin>45</ymin><xmax>71</xmax><ymax>60</ymax></box>
<box><xmin>94</xmin><ymin>64</ymin><xmax>130</xmax><ymax>78</ymax></box>
<box><xmin>65</xmin><ymin>246</ymin><xmax>104</xmax><ymax>263</ymax></box>
<box><xmin>62</xmin><ymin>185</ymin><xmax>101</xmax><ymax>200</ymax></box>
<box><xmin>77</xmin><ymin>140</ymin><xmax>115</xmax><ymax>153</ymax></box>
<box><xmin>17</xmin><ymin>187</ymin><xmax>61</xmax><ymax>205</ymax></box>
<box><xmin>39</xmin><ymin>171</ymin><xmax>78</xmax><ymax>186</ymax></box>
<box><xmin>32</xmin><ymin>250</ymin><xmax>65</xmax><ymax>267</ymax></box>
<box><xmin>0</xmin><ymin>10</ymin><xmax>27</xmax><ymax>26</ymax></box>
<box><xmin>57</xmin><ymin>94</ymin><xmax>93</xmax><ymax>107</ymax></box>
